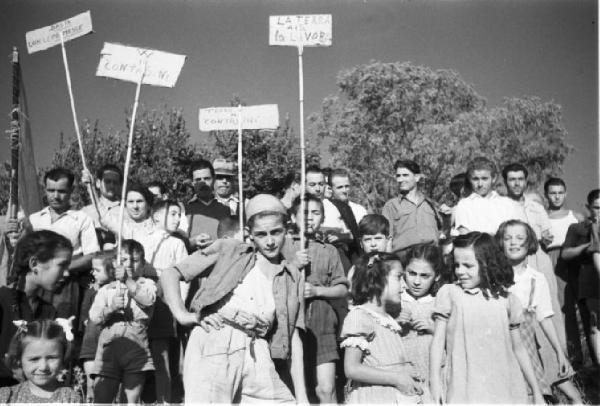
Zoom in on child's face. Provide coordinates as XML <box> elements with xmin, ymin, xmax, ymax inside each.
<box><xmin>361</xmin><ymin>233</ymin><xmax>389</xmax><ymax>254</ymax></box>
<box><xmin>33</xmin><ymin>248</ymin><xmax>71</xmax><ymax>292</ymax></box>
<box><xmin>153</xmin><ymin>205</ymin><xmax>182</xmax><ymax>233</ymax></box>
<box><xmin>405</xmin><ymin>258</ymin><xmax>438</xmax><ymax>298</ymax></box>
<box><xmin>381</xmin><ymin>261</ymin><xmax>406</xmax><ymax>305</ymax></box>
<box><xmin>91</xmin><ymin>258</ymin><xmax>111</xmax><ymax>285</ymax></box>
<box><xmin>121</xmin><ymin>250</ymin><xmax>144</xmax><ymax>274</ymax></box>
<box><xmin>468</xmin><ymin>169</ymin><xmax>494</xmax><ymax>197</ymax></box>
<box><xmin>587</xmin><ymin>198</ymin><xmax>600</xmax><ymax>223</ymax></box>
<box><xmin>453</xmin><ymin>246</ymin><xmax>481</xmax><ymax>290</ymax></box>
<box><xmin>502</xmin><ymin>224</ymin><xmax>529</xmax><ymax>264</ymax></box>
<box><xmin>21</xmin><ymin>338</ymin><xmax>63</xmax><ymax>390</ymax></box>
<box><xmin>249</xmin><ymin>214</ymin><xmax>286</xmax><ymax>260</ymax></box>
<box><xmin>294</xmin><ymin>200</ymin><xmax>324</xmax><ymax>234</ymax></box>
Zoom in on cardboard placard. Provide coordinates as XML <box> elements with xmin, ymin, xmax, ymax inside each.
<box><xmin>26</xmin><ymin>11</ymin><xmax>93</xmax><ymax>54</ymax></box>
<box><xmin>96</xmin><ymin>42</ymin><xmax>186</xmax><ymax>88</ymax></box>
<box><xmin>269</xmin><ymin>14</ymin><xmax>332</xmax><ymax>47</ymax></box>
<box><xmin>199</xmin><ymin>104</ymin><xmax>279</xmax><ymax>131</ymax></box>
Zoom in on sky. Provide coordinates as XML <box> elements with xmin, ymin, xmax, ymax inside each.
<box><xmin>0</xmin><ymin>0</ymin><xmax>597</xmax><ymax>209</ymax></box>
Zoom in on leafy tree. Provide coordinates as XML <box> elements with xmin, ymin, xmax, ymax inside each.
<box><xmin>310</xmin><ymin>61</ymin><xmax>572</xmax><ymax>211</ymax></box>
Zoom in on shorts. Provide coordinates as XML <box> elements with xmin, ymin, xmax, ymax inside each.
<box><xmin>79</xmin><ymin>321</ymin><xmax>101</xmax><ymax>361</ymax></box>
<box><xmin>306</xmin><ymin>299</ymin><xmax>339</xmax><ymax>365</ymax></box>
<box><xmin>94</xmin><ymin>322</ymin><xmax>154</xmax><ymax>379</ymax></box>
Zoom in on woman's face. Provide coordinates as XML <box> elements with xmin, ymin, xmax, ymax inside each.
<box><xmin>126</xmin><ymin>191</ymin><xmax>149</xmax><ymax>221</ymax></box>
<box><xmin>32</xmin><ymin>248</ymin><xmax>72</xmax><ymax>292</ymax></box>
<box><xmin>381</xmin><ymin>261</ymin><xmax>406</xmax><ymax>305</ymax></box>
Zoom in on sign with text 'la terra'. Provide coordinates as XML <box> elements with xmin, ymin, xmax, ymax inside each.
<box><xmin>199</xmin><ymin>105</ymin><xmax>279</xmax><ymax>131</ymax></box>
<box><xmin>269</xmin><ymin>14</ymin><xmax>332</xmax><ymax>47</ymax></box>
<box><xmin>26</xmin><ymin>11</ymin><xmax>93</xmax><ymax>54</ymax></box>
<box><xmin>96</xmin><ymin>42</ymin><xmax>186</xmax><ymax>88</ymax></box>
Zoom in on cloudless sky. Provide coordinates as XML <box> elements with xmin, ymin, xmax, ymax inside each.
<box><xmin>0</xmin><ymin>0</ymin><xmax>597</xmax><ymax>209</ymax></box>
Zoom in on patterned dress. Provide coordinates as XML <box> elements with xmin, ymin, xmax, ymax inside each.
<box><xmin>340</xmin><ymin>305</ymin><xmax>425</xmax><ymax>404</ymax></box>
<box><xmin>0</xmin><ymin>381</ymin><xmax>81</xmax><ymax>403</ymax></box>
<box><xmin>399</xmin><ymin>293</ymin><xmax>435</xmax><ymax>384</ymax></box>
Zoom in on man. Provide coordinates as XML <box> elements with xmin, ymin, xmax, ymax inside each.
<box><xmin>148</xmin><ymin>181</ymin><xmax>168</xmax><ymax>202</ymax></box>
<box><xmin>212</xmin><ymin>158</ymin><xmax>239</xmax><ymax>215</ymax></box>
<box><xmin>305</xmin><ymin>165</ymin><xmax>326</xmax><ymax>198</ymax></box>
<box><xmin>453</xmin><ymin>157</ymin><xmax>520</xmax><ymax>235</ymax></box>
<box><xmin>29</xmin><ymin>167</ymin><xmax>100</xmax><ymax>318</ymax></box>
<box><xmin>381</xmin><ymin>160</ymin><xmax>441</xmax><ymax>252</ymax></box>
<box><xmin>185</xmin><ymin>160</ymin><xmax>230</xmax><ymax>250</ymax></box>
<box><xmin>160</xmin><ymin>194</ymin><xmax>308</xmax><ymax>403</ymax></box>
<box><xmin>279</xmin><ymin>172</ymin><xmax>302</xmax><ymax>210</ymax></box>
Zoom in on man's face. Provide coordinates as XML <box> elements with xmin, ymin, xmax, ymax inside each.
<box><xmin>468</xmin><ymin>169</ymin><xmax>494</xmax><ymax>197</ymax></box>
<box><xmin>97</xmin><ymin>170</ymin><xmax>121</xmax><ymax>201</ymax></box>
<box><xmin>306</xmin><ymin>172</ymin><xmax>325</xmax><ymax>197</ymax></box>
<box><xmin>249</xmin><ymin>214</ymin><xmax>286</xmax><ymax>260</ymax></box>
<box><xmin>45</xmin><ymin>177</ymin><xmax>72</xmax><ymax>212</ymax></box>
<box><xmin>395</xmin><ymin>168</ymin><xmax>419</xmax><ymax>194</ymax></box>
<box><xmin>214</xmin><ymin>175</ymin><xmax>233</xmax><ymax>198</ymax></box>
<box><xmin>546</xmin><ymin>185</ymin><xmax>566</xmax><ymax>210</ymax></box>
<box><xmin>505</xmin><ymin>170</ymin><xmax>527</xmax><ymax>199</ymax></box>
<box><xmin>587</xmin><ymin>198</ymin><xmax>600</xmax><ymax>223</ymax></box>
<box><xmin>331</xmin><ymin>176</ymin><xmax>351</xmax><ymax>202</ymax></box>
<box><xmin>192</xmin><ymin>168</ymin><xmax>214</xmax><ymax>199</ymax></box>
<box><xmin>126</xmin><ymin>191</ymin><xmax>148</xmax><ymax>221</ymax></box>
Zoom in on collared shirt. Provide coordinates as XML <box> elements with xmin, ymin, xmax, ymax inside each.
<box><xmin>381</xmin><ymin>191</ymin><xmax>440</xmax><ymax>251</ymax></box>
<box><xmin>89</xmin><ymin>279</ymin><xmax>157</xmax><ymax>325</ymax></box>
<box><xmin>514</xmin><ymin>197</ymin><xmax>552</xmax><ymax>240</ymax></box>
<box><xmin>322</xmin><ymin>199</ymin><xmax>368</xmax><ymax>234</ymax></box>
<box><xmin>81</xmin><ymin>196</ymin><xmax>120</xmax><ymax>229</ymax></box>
<box><xmin>510</xmin><ymin>265</ymin><xmax>554</xmax><ymax>322</ymax></box>
<box><xmin>185</xmin><ymin>196</ymin><xmax>230</xmax><ymax>240</ymax></box>
<box><xmin>215</xmin><ymin>194</ymin><xmax>239</xmax><ymax>216</ymax></box>
<box><xmin>174</xmin><ymin>238</ymin><xmax>304</xmax><ymax>360</ymax></box>
<box><xmin>453</xmin><ymin>191</ymin><xmax>522</xmax><ymax>235</ymax></box>
<box><xmin>29</xmin><ymin>207</ymin><xmax>100</xmax><ymax>256</ymax></box>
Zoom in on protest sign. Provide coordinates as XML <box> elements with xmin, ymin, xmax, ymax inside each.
<box><xmin>269</xmin><ymin>14</ymin><xmax>332</xmax><ymax>47</ymax></box>
<box><xmin>26</xmin><ymin>11</ymin><xmax>93</xmax><ymax>54</ymax></box>
<box><xmin>96</xmin><ymin>42</ymin><xmax>186</xmax><ymax>88</ymax></box>
<box><xmin>199</xmin><ymin>104</ymin><xmax>279</xmax><ymax>131</ymax></box>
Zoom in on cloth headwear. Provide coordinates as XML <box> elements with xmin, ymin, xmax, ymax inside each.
<box><xmin>213</xmin><ymin>158</ymin><xmax>236</xmax><ymax>177</ymax></box>
<box><xmin>245</xmin><ymin>194</ymin><xmax>287</xmax><ymax>219</ymax></box>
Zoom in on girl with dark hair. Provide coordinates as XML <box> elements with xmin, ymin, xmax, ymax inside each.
<box><xmin>429</xmin><ymin>232</ymin><xmax>543</xmax><ymax>404</ymax></box>
<box><xmin>0</xmin><ymin>319</ymin><xmax>80</xmax><ymax>403</ymax></box>
<box><xmin>0</xmin><ymin>230</ymin><xmax>72</xmax><ymax>388</ymax></box>
<box><xmin>341</xmin><ymin>252</ymin><xmax>424</xmax><ymax>403</ymax></box>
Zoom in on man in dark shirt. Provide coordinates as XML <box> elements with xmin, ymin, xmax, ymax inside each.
<box><xmin>185</xmin><ymin>160</ymin><xmax>230</xmax><ymax>250</ymax></box>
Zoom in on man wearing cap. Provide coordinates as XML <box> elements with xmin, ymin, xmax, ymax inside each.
<box><xmin>213</xmin><ymin>158</ymin><xmax>239</xmax><ymax>216</ymax></box>
<box><xmin>161</xmin><ymin>194</ymin><xmax>308</xmax><ymax>403</ymax></box>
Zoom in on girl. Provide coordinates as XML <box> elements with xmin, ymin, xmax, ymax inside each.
<box><xmin>497</xmin><ymin>220</ymin><xmax>582</xmax><ymax>403</ymax></box>
<box><xmin>0</xmin><ymin>319</ymin><xmax>81</xmax><ymax>403</ymax></box>
<box><xmin>397</xmin><ymin>243</ymin><xmax>445</xmax><ymax>390</ymax></box>
<box><xmin>342</xmin><ymin>252</ymin><xmax>424</xmax><ymax>404</ymax></box>
<box><xmin>0</xmin><ymin>230</ymin><xmax>72</xmax><ymax>388</ymax></box>
<box><xmin>430</xmin><ymin>232</ymin><xmax>544</xmax><ymax>404</ymax></box>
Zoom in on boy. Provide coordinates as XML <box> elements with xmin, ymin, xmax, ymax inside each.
<box><xmin>347</xmin><ymin>214</ymin><xmax>392</xmax><ymax>287</ymax></box>
<box><xmin>160</xmin><ymin>194</ymin><xmax>308</xmax><ymax>403</ymax></box>
<box><xmin>283</xmin><ymin>194</ymin><xmax>349</xmax><ymax>404</ymax></box>
<box><xmin>89</xmin><ymin>240</ymin><xmax>157</xmax><ymax>404</ymax></box>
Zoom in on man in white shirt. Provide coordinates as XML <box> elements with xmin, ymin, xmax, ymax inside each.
<box><xmin>454</xmin><ymin>157</ymin><xmax>521</xmax><ymax>235</ymax></box>
<box><xmin>323</xmin><ymin>169</ymin><xmax>368</xmax><ymax>232</ymax></box>
<box><xmin>213</xmin><ymin>158</ymin><xmax>239</xmax><ymax>215</ymax></box>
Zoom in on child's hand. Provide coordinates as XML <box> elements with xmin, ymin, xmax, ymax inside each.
<box><xmin>556</xmin><ymin>352</ymin><xmax>572</xmax><ymax>377</ymax></box>
<box><xmin>393</xmin><ymin>373</ymin><xmax>423</xmax><ymax>397</ymax></box>
<box><xmin>192</xmin><ymin>233</ymin><xmax>213</xmax><ymax>249</ymax></box>
<box><xmin>110</xmin><ymin>293</ymin><xmax>126</xmax><ymax>312</ymax></box>
<box><xmin>304</xmin><ymin>282</ymin><xmax>320</xmax><ymax>299</ymax></box>
<box><xmin>114</xmin><ymin>265</ymin><xmax>126</xmax><ymax>282</ymax></box>
<box><xmin>398</xmin><ymin>308</ymin><xmax>412</xmax><ymax>325</ymax></box>
<box><xmin>411</xmin><ymin>316</ymin><xmax>434</xmax><ymax>334</ymax></box>
<box><xmin>175</xmin><ymin>311</ymin><xmax>201</xmax><ymax>327</ymax></box>
<box><xmin>293</xmin><ymin>249</ymin><xmax>310</xmax><ymax>269</ymax></box>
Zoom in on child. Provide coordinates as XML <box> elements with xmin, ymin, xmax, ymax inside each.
<box><xmin>497</xmin><ymin>220</ymin><xmax>582</xmax><ymax>403</ymax></box>
<box><xmin>0</xmin><ymin>319</ymin><xmax>81</xmax><ymax>403</ymax></box>
<box><xmin>429</xmin><ymin>232</ymin><xmax>543</xmax><ymax>404</ymax></box>
<box><xmin>342</xmin><ymin>252</ymin><xmax>423</xmax><ymax>403</ymax></box>
<box><xmin>89</xmin><ymin>240</ymin><xmax>157</xmax><ymax>404</ymax></box>
<box><xmin>283</xmin><ymin>194</ymin><xmax>349</xmax><ymax>404</ymax></box>
<box><xmin>0</xmin><ymin>230</ymin><xmax>72</xmax><ymax>388</ymax></box>
<box><xmin>397</xmin><ymin>243</ymin><xmax>445</xmax><ymax>391</ymax></box>
<box><xmin>78</xmin><ymin>251</ymin><xmax>115</xmax><ymax>402</ymax></box>
<box><xmin>347</xmin><ymin>214</ymin><xmax>391</xmax><ymax>289</ymax></box>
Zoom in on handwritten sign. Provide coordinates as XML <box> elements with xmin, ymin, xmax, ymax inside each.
<box><xmin>26</xmin><ymin>11</ymin><xmax>93</xmax><ymax>54</ymax></box>
<box><xmin>96</xmin><ymin>42</ymin><xmax>186</xmax><ymax>88</ymax></box>
<box><xmin>199</xmin><ymin>105</ymin><xmax>279</xmax><ymax>131</ymax></box>
<box><xmin>269</xmin><ymin>14</ymin><xmax>332</xmax><ymax>47</ymax></box>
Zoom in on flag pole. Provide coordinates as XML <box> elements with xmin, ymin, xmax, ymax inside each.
<box><xmin>237</xmin><ymin>105</ymin><xmax>244</xmax><ymax>240</ymax></box>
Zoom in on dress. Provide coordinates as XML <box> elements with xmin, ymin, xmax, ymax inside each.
<box><xmin>432</xmin><ymin>283</ymin><xmax>529</xmax><ymax>404</ymax></box>
<box><xmin>399</xmin><ymin>292</ymin><xmax>434</xmax><ymax>383</ymax></box>
<box><xmin>340</xmin><ymin>305</ymin><xmax>424</xmax><ymax>404</ymax></box>
<box><xmin>0</xmin><ymin>381</ymin><xmax>81</xmax><ymax>403</ymax></box>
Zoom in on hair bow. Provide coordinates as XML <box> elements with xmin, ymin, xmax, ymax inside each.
<box><xmin>55</xmin><ymin>316</ymin><xmax>75</xmax><ymax>342</ymax></box>
<box><xmin>12</xmin><ymin>320</ymin><xmax>27</xmax><ymax>335</ymax></box>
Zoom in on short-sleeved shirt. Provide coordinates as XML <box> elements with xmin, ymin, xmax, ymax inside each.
<box><xmin>81</xmin><ymin>196</ymin><xmax>120</xmax><ymax>229</ymax></box>
<box><xmin>322</xmin><ymin>199</ymin><xmax>368</xmax><ymax>235</ymax></box>
<box><xmin>185</xmin><ymin>196</ymin><xmax>230</xmax><ymax>241</ymax></box>
<box><xmin>453</xmin><ymin>191</ymin><xmax>522</xmax><ymax>235</ymax></box>
<box><xmin>29</xmin><ymin>207</ymin><xmax>100</xmax><ymax>256</ymax></box>
<box><xmin>381</xmin><ymin>191</ymin><xmax>439</xmax><ymax>251</ymax></box>
<box><xmin>510</xmin><ymin>265</ymin><xmax>554</xmax><ymax>322</ymax></box>
<box><xmin>89</xmin><ymin>279</ymin><xmax>157</xmax><ymax>326</ymax></box>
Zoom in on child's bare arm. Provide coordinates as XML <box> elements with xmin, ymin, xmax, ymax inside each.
<box><xmin>304</xmin><ymin>283</ymin><xmax>347</xmax><ymax>299</ymax></box>
<box><xmin>539</xmin><ymin>317</ymin><xmax>570</xmax><ymax>376</ymax></box>
<box><xmin>160</xmin><ymin>267</ymin><xmax>199</xmax><ymax>326</ymax></box>
<box><xmin>561</xmin><ymin>242</ymin><xmax>590</xmax><ymax>260</ymax></box>
<box><xmin>511</xmin><ymin>329</ymin><xmax>544</xmax><ymax>404</ymax></box>
<box><xmin>89</xmin><ymin>288</ymin><xmax>122</xmax><ymax>324</ymax></box>
<box><xmin>429</xmin><ymin>318</ymin><xmax>447</xmax><ymax>404</ymax></box>
<box><xmin>128</xmin><ymin>278</ymin><xmax>157</xmax><ymax>308</ymax></box>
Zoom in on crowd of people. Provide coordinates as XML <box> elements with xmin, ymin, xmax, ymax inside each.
<box><xmin>0</xmin><ymin>155</ymin><xmax>598</xmax><ymax>404</ymax></box>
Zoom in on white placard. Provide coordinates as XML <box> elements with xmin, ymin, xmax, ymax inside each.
<box><xmin>269</xmin><ymin>14</ymin><xmax>332</xmax><ymax>47</ymax></box>
<box><xmin>26</xmin><ymin>11</ymin><xmax>93</xmax><ymax>54</ymax></box>
<box><xmin>96</xmin><ymin>42</ymin><xmax>186</xmax><ymax>88</ymax></box>
<box><xmin>199</xmin><ymin>104</ymin><xmax>280</xmax><ymax>131</ymax></box>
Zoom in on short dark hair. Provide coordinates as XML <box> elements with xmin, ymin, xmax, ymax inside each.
<box><xmin>543</xmin><ymin>177</ymin><xmax>566</xmax><ymax>194</ymax></box>
<box><xmin>148</xmin><ymin>181</ymin><xmax>167</xmax><ymax>196</ymax></box>
<box><xmin>358</xmin><ymin>214</ymin><xmax>389</xmax><ymax>237</ymax></box>
<box><xmin>290</xmin><ymin>194</ymin><xmax>324</xmax><ymax>216</ymax></box>
<box><xmin>501</xmin><ymin>163</ymin><xmax>528</xmax><ymax>182</ymax></box>
<box><xmin>306</xmin><ymin>165</ymin><xmax>323</xmax><ymax>177</ymax></box>
<box><xmin>495</xmin><ymin>220</ymin><xmax>539</xmax><ymax>256</ymax></box>
<box><xmin>190</xmin><ymin>159</ymin><xmax>215</xmax><ymax>179</ymax></box>
<box><xmin>120</xmin><ymin>239</ymin><xmax>145</xmax><ymax>258</ymax></box>
<box><xmin>452</xmin><ymin>232</ymin><xmax>513</xmax><ymax>299</ymax></box>
<box><xmin>329</xmin><ymin>168</ymin><xmax>350</xmax><ymax>186</ymax></box>
<box><xmin>351</xmin><ymin>252</ymin><xmax>403</xmax><ymax>306</ymax></box>
<box><xmin>44</xmin><ymin>167</ymin><xmax>74</xmax><ymax>189</ymax></box>
<box><xmin>393</xmin><ymin>160</ymin><xmax>421</xmax><ymax>174</ymax></box>
<box><xmin>283</xmin><ymin>172</ymin><xmax>301</xmax><ymax>190</ymax></box>
<box><xmin>151</xmin><ymin>199</ymin><xmax>180</xmax><ymax>217</ymax></box>
<box><xmin>466</xmin><ymin>157</ymin><xmax>497</xmax><ymax>178</ymax></box>
<box><xmin>449</xmin><ymin>173</ymin><xmax>469</xmax><ymax>199</ymax></box>
<box><xmin>96</xmin><ymin>164</ymin><xmax>123</xmax><ymax>183</ymax></box>
<box><xmin>126</xmin><ymin>183</ymin><xmax>154</xmax><ymax>208</ymax></box>
<box><xmin>588</xmin><ymin>189</ymin><xmax>600</xmax><ymax>205</ymax></box>
<box><xmin>398</xmin><ymin>243</ymin><xmax>448</xmax><ymax>296</ymax></box>
<box><xmin>217</xmin><ymin>215</ymin><xmax>240</xmax><ymax>238</ymax></box>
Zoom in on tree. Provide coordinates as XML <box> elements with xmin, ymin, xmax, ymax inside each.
<box><xmin>309</xmin><ymin>61</ymin><xmax>572</xmax><ymax>211</ymax></box>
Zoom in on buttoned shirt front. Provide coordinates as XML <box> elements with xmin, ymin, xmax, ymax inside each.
<box><xmin>215</xmin><ymin>194</ymin><xmax>239</xmax><ymax>216</ymax></box>
<box><xmin>29</xmin><ymin>207</ymin><xmax>100</xmax><ymax>256</ymax></box>
<box><xmin>453</xmin><ymin>191</ymin><xmax>522</xmax><ymax>235</ymax></box>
